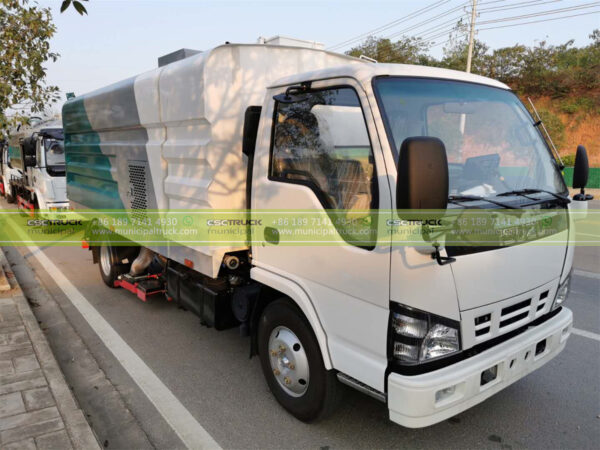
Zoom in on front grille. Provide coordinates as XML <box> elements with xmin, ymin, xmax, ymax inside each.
<box><xmin>461</xmin><ymin>280</ymin><xmax>558</xmax><ymax>349</ymax></box>
<box><xmin>498</xmin><ymin>299</ymin><xmax>531</xmax><ymax>328</ymax></box>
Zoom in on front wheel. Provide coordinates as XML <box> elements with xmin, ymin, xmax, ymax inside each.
<box><xmin>5</xmin><ymin>186</ymin><xmax>15</xmax><ymax>204</ymax></box>
<box><xmin>98</xmin><ymin>244</ymin><xmax>129</xmax><ymax>287</ymax></box>
<box><xmin>258</xmin><ymin>299</ymin><xmax>340</xmax><ymax>422</ymax></box>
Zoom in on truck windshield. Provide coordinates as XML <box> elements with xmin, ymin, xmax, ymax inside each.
<box><xmin>374</xmin><ymin>77</ymin><xmax>567</xmax><ymax>199</ymax></box>
<box><xmin>44</xmin><ymin>138</ymin><xmax>65</xmax><ymax>173</ymax></box>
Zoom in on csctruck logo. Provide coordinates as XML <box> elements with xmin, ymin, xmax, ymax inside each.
<box><xmin>27</xmin><ymin>219</ymin><xmax>83</xmax><ymax>226</ymax></box>
<box><xmin>386</xmin><ymin>219</ymin><xmax>443</xmax><ymax>226</ymax></box>
<box><xmin>207</xmin><ymin>219</ymin><xmax>263</xmax><ymax>226</ymax></box>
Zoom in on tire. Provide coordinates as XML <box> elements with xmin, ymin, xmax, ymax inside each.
<box><xmin>98</xmin><ymin>244</ymin><xmax>130</xmax><ymax>288</ymax></box>
<box><xmin>258</xmin><ymin>299</ymin><xmax>340</xmax><ymax>422</ymax></box>
<box><xmin>6</xmin><ymin>187</ymin><xmax>15</xmax><ymax>204</ymax></box>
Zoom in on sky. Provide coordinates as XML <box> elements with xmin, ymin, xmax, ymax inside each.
<box><xmin>38</xmin><ymin>0</ymin><xmax>600</xmax><ymax>113</ymax></box>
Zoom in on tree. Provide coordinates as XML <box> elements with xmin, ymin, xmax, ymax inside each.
<box><xmin>60</xmin><ymin>0</ymin><xmax>88</xmax><ymax>15</ymax></box>
<box><xmin>0</xmin><ymin>0</ymin><xmax>60</xmax><ymax>130</ymax></box>
<box><xmin>440</xmin><ymin>36</ymin><xmax>490</xmax><ymax>75</ymax></box>
<box><xmin>346</xmin><ymin>36</ymin><xmax>432</xmax><ymax>65</ymax></box>
<box><xmin>486</xmin><ymin>45</ymin><xmax>527</xmax><ymax>84</ymax></box>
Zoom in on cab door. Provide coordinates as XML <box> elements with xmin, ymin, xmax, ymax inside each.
<box><xmin>251</xmin><ymin>78</ymin><xmax>393</xmax><ymax>391</ymax></box>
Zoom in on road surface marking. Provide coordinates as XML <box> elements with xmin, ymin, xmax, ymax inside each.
<box><xmin>571</xmin><ymin>327</ymin><xmax>600</xmax><ymax>342</ymax></box>
<box><xmin>573</xmin><ymin>269</ymin><xmax>600</xmax><ymax>280</ymax></box>
<box><xmin>28</xmin><ymin>247</ymin><xmax>221</xmax><ymax>450</ymax></box>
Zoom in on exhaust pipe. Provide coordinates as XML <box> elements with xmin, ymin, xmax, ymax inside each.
<box><xmin>129</xmin><ymin>247</ymin><xmax>155</xmax><ymax>276</ymax></box>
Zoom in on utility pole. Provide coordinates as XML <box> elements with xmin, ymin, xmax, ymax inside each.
<box><xmin>466</xmin><ymin>0</ymin><xmax>478</xmax><ymax>73</ymax></box>
<box><xmin>460</xmin><ymin>0</ymin><xmax>478</xmax><ymax>136</ymax></box>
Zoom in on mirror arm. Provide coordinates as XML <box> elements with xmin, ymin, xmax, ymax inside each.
<box><xmin>431</xmin><ymin>243</ymin><xmax>456</xmax><ymax>266</ymax></box>
<box><xmin>573</xmin><ymin>187</ymin><xmax>594</xmax><ymax>201</ymax></box>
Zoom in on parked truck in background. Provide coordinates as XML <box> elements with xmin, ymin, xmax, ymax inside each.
<box><xmin>4</xmin><ymin>119</ymin><xmax>69</xmax><ymax>214</ymax></box>
<box><xmin>62</xmin><ymin>37</ymin><xmax>593</xmax><ymax>427</ymax></box>
<box><xmin>0</xmin><ymin>135</ymin><xmax>6</xmax><ymax>199</ymax></box>
<box><xmin>1</xmin><ymin>133</ymin><xmax>23</xmax><ymax>204</ymax></box>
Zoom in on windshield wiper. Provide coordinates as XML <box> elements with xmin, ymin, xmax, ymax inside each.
<box><xmin>496</xmin><ymin>189</ymin><xmax>570</xmax><ymax>205</ymax></box>
<box><xmin>448</xmin><ymin>195</ymin><xmax>518</xmax><ymax>209</ymax></box>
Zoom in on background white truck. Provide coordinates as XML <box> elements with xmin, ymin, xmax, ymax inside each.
<box><xmin>62</xmin><ymin>38</ymin><xmax>593</xmax><ymax>427</ymax></box>
<box><xmin>4</xmin><ymin>119</ymin><xmax>69</xmax><ymax>214</ymax></box>
<box><xmin>1</xmin><ymin>134</ymin><xmax>23</xmax><ymax>203</ymax></box>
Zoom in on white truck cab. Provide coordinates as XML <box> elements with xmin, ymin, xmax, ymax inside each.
<box><xmin>63</xmin><ymin>42</ymin><xmax>592</xmax><ymax>427</ymax></box>
<box><xmin>7</xmin><ymin>120</ymin><xmax>69</xmax><ymax>214</ymax></box>
<box><xmin>252</xmin><ymin>64</ymin><xmax>578</xmax><ymax>426</ymax></box>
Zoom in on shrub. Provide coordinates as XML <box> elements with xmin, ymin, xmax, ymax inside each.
<box><xmin>561</xmin><ymin>154</ymin><xmax>576</xmax><ymax>167</ymax></box>
<box><xmin>538</xmin><ymin>109</ymin><xmax>566</xmax><ymax>148</ymax></box>
<box><xmin>559</xmin><ymin>97</ymin><xmax>598</xmax><ymax>115</ymax></box>
<box><xmin>559</xmin><ymin>101</ymin><xmax>579</xmax><ymax>115</ymax></box>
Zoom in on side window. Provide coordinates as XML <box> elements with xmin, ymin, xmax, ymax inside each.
<box><xmin>270</xmin><ymin>87</ymin><xmax>377</xmax><ymax>249</ymax></box>
<box><xmin>271</xmin><ymin>87</ymin><xmax>376</xmax><ymax>212</ymax></box>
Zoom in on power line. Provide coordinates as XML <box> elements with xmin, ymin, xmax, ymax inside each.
<box><xmin>387</xmin><ymin>12</ymin><xmax>466</xmax><ymax>41</ymax></box>
<box><xmin>371</xmin><ymin>0</ymin><xmax>510</xmax><ymax>60</ymax></box>
<box><xmin>336</xmin><ymin>0</ymin><xmax>599</xmax><ymax>63</ymax></box>
<box><xmin>328</xmin><ymin>0</ymin><xmax>515</xmax><ymax>51</ymax></box>
<box><xmin>478</xmin><ymin>9</ymin><xmax>600</xmax><ymax>30</ymax></box>
<box><xmin>327</xmin><ymin>0</ymin><xmax>450</xmax><ymax>50</ymax></box>
<box><xmin>383</xmin><ymin>1</ymin><xmax>471</xmax><ymax>40</ymax></box>
<box><xmin>371</xmin><ymin>7</ymin><xmax>471</xmax><ymax>61</ymax></box>
<box><xmin>413</xmin><ymin>15</ymin><xmax>468</xmax><ymax>40</ymax></box>
<box><xmin>414</xmin><ymin>2</ymin><xmax>598</xmax><ymax>45</ymax></box>
<box><xmin>430</xmin><ymin>33</ymin><xmax>469</xmax><ymax>49</ymax></box>
<box><xmin>365</xmin><ymin>1</ymin><xmax>472</xmax><ymax>60</ymax></box>
<box><xmin>477</xmin><ymin>1</ymin><xmax>600</xmax><ymax>24</ymax></box>
<box><xmin>430</xmin><ymin>9</ymin><xmax>599</xmax><ymax>49</ymax></box>
<box><xmin>362</xmin><ymin>0</ymin><xmax>540</xmax><ymax>52</ymax></box>
<box><xmin>478</xmin><ymin>0</ymin><xmax>559</xmax><ymax>13</ymax></box>
<box><xmin>331</xmin><ymin>0</ymin><xmax>507</xmax><ymax>56</ymax></box>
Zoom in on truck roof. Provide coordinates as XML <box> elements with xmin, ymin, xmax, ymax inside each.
<box><xmin>270</xmin><ymin>62</ymin><xmax>511</xmax><ymax>90</ymax></box>
<box><xmin>10</xmin><ymin>119</ymin><xmax>63</xmax><ymax>139</ymax></box>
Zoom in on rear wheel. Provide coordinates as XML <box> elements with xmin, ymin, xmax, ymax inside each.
<box><xmin>258</xmin><ymin>299</ymin><xmax>340</xmax><ymax>422</ymax></box>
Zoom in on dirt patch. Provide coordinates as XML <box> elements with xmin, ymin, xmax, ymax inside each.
<box><xmin>526</xmin><ymin>96</ymin><xmax>600</xmax><ymax>167</ymax></box>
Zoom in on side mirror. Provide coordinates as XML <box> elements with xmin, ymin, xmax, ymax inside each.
<box><xmin>21</xmin><ymin>136</ymin><xmax>37</xmax><ymax>168</ymax></box>
<box><xmin>397</xmin><ymin>137</ymin><xmax>449</xmax><ymax>217</ymax></box>
<box><xmin>572</xmin><ymin>145</ymin><xmax>593</xmax><ymax>201</ymax></box>
<box><xmin>24</xmin><ymin>155</ymin><xmax>36</xmax><ymax>167</ymax></box>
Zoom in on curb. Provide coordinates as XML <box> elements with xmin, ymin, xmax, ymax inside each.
<box><xmin>0</xmin><ymin>248</ymin><xmax>100</xmax><ymax>449</ymax></box>
<box><xmin>0</xmin><ymin>263</ymin><xmax>9</xmax><ymax>292</ymax></box>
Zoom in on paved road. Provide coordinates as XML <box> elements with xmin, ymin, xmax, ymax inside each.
<box><xmin>3</xmin><ymin>199</ymin><xmax>599</xmax><ymax>449</ymax></box>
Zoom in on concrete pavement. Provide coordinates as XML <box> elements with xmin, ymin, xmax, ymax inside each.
<box><xmin>0</xmin><ymin>248</ymin><xmax>99</xmax><ymax>449</ymax></box>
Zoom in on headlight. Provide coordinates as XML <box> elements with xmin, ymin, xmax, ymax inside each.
<box><xmin>390</xmin><ymin>304</ymin><xmax>461</xmax><ymax>365</ymax></box>
<box><xmin>553</xmin><ymin>271</ymin><xmax>572</xmax><ymax>310</ymax></box>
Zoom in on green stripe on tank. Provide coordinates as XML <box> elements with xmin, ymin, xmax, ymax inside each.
<box><xmin>62</xmin><ymin>97</ymin><xmax>124</xmax><ymax>209</ymax></box>
<box><xmin>8</xmin><ymin>146</ymin><xmax>21</xmax><ymax>159</ymax></box>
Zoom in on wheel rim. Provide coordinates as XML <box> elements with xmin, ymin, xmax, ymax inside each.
<box><xmin>99</xmin><ymin>245</ymin><xmax>111</xmax><ymax>276</ymax></box>
<box><xmin>268</xmin><ymin>326</ymin><xmax>309</xmax><ymax>397</ymax></box>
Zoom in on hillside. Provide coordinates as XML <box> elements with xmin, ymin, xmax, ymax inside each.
<box><xmin>526</xmin><ymin>94</ymin><xmax>600</xmax><ymax>167</ymax></box>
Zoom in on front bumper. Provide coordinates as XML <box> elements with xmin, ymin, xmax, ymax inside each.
<box><xmin>387</xmin><ymin>307</ymin><xmax>572</xmax><ymax>428</ymax></box>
